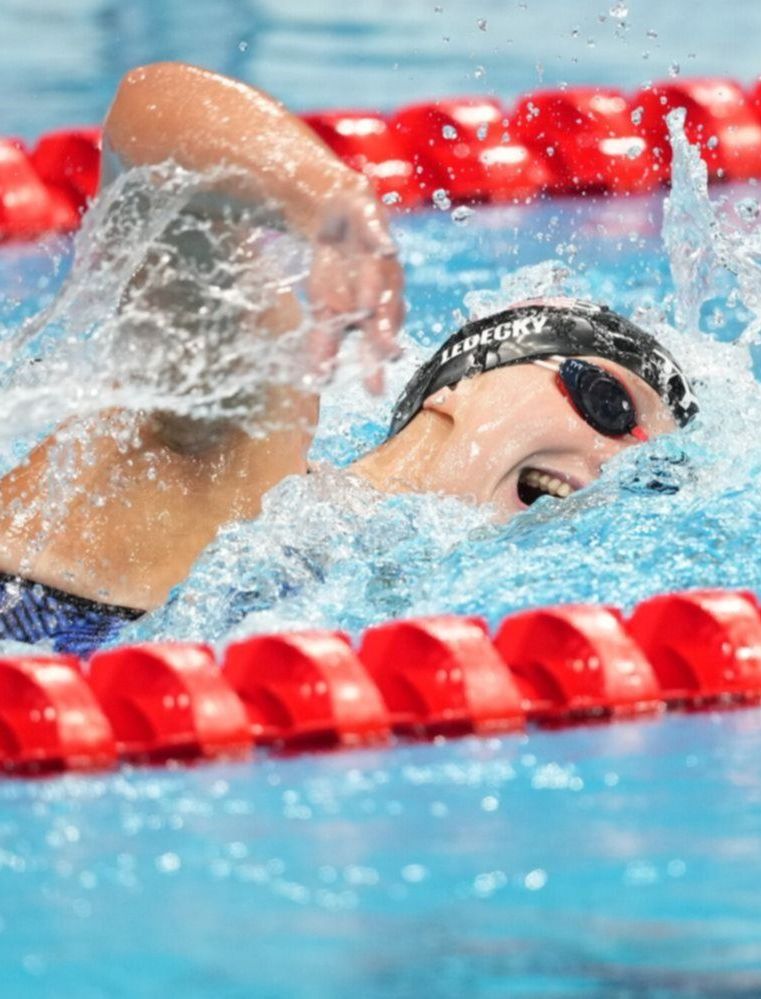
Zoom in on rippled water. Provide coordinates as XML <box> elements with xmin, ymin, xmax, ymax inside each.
<box><xmin>2</xmin><ymin>10</ymin><xmax>761</xmax><ymax>994</ymax></box>
<box><xmin>2</xmin><ymin>710</ymin><xmax>761</xmax><ymax>998</ymax></box>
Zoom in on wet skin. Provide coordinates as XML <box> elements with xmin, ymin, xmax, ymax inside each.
<box><xmin>351</xmin><ymin>357</ymin><xmax>677</xmax><ymax>521</ymax></box>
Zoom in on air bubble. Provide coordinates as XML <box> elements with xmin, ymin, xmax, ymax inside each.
<box><xmin>382</xmin><ymin>191</ymin><xmax>401</xmax><ymax>205</ymax></box>
<box><xmin>442</xmin><ymin>124</ymin><xmax>458</xmax><ymax>140</ymax></box>
<box><xmin>609</xmin><ymin>1</ymin><xmax>628</xmax><ymax>17</ymax></box>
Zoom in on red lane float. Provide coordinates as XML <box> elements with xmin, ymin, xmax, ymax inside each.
<box><xmin>301</xmin><ymin>111</ymin><xmax>422</xmax><ymax>207</ymax></box>
<box><xmin>510</xmin><ymin>88</ymin><xmax>660</xmax><ymax>194</ymax></box>
<box><xmin>627</xmin><ymin>590</ymin><xmax>761</xmax><ymax>704</ymax></box>
<box><xmin>88</xmin><ymin>643</ymin><xmax>251</xmax><ymax>761</ymax></box>
<box><xmin>10</xmin><ymin>74</ymin><xmax>761</xmax><ymax>240</ymax></box>
<box><xmin>0</xmin><ymin>588</ymin><xmax>760</xmax><ymax>775</ymax></box>
<box><xmin>391</xmin><ymin>97</ymin><xmax>551</xmax><ymax>203</ymax></box>
<box><xmin>0</xmin><ymin>139</ymin><xmax>79</xmax><ymax>239</ymax></box>
<box><xmin>358</xmin><ymin>615</ymin><xmax>524</xmax><ymax>734</ymax></box>
<box><xmin>494</xmin><ymin>605</ymin><xmax>662</xmax><ymax>721</ymax></box>
<box><xmin>31</xmin><ymin>127</ymin><xmax>101</xmax><ymax>212</ymax></box>
<box><xmin>633</xmin><ymin>78</ymin><xmax>761</xmax><ymax>180</ymax></box>
<box><xmin>224</xmin><ymin>630</ymin><xmax>390</xmax><ymax>746</ymax></box>
<box><xmin>0</xmin><ymin>655</ymin><xmax>115</xmax><ymax>772</ymax></box>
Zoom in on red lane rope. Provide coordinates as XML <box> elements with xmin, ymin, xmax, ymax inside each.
<box><xmin>1</xmin><ymin>589</ymin><xmax>760</xmax><ymax>774</ymax></box>
<box><xmin>2</xmin><ymin>77</ymin><xmax>761</xmax><ymax>240</ymax></box>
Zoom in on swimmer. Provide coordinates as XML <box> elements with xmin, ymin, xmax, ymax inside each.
<box><xmin>0</xmin><ymin>63</ymin><xmax>697</xmax><ymax>655</ymax></box>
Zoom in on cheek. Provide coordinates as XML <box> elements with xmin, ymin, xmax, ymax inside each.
<box><xmin>508</xmin><ymin>388</ymin><xmax>582</xmax><ymax>444</ymax></box>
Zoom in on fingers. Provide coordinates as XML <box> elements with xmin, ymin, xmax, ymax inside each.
<box><xmin>307</xmin><ymin>191</ymin><xmax>404</xmax><ymax>393</ymax></box>
<box><xmin>307</xmin><ymin>244</ymin><xmax>355</xmax><ymax>383</ymax></box>
<box><xmin>356</xmin><ymin>256</ymin><xmax>405</xmax><ymax>394</ymax></box>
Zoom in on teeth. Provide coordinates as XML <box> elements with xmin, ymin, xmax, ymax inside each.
<box><xmin>521</xmin><ymin>469</ymin><xmax>575</xmax><ymax>500</ymax></box>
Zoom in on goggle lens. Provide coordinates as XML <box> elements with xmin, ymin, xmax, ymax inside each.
<box><xmin>556</xmin><ymin>358</ymin><xmax>646</xmax><ymax>439</ymax></box>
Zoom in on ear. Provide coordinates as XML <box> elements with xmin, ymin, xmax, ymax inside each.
<box><xmin>421</xmin><ymin>385</ymin><xmax>458</xmax><ymax>418</ymax></box>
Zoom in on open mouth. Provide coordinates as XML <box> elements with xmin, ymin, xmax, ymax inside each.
<box><xmin>517</xmin><ymin>467</ymin><xmax>578</xmax><ymax>506</ymax></box>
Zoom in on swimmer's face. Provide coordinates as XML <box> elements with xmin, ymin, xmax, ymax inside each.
<box><xmin>409</xmin><ymin>357</ymin><xmax>677</xmax><ymax>521</ymax></box>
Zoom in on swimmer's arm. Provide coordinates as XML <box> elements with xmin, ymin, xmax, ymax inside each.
<box><xmin>104</xmin><ymin>61</ymin><xmax>404</xmax><ymax>390</ymax></box>
<box><xmin>104</xmin><ymin>62</ymin><xmax>352</xmax><ymax>234</ymax></box>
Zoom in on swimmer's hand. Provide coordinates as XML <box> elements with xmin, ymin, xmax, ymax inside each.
<box><xmin>105</xmin><ymin>61</ymin><xmax>405</xmax><ymax>394</ymax></box>
<box><xmin>307</xmin><ymin>179</ymin><xmax>405</xmax><ymax>395</ymax></box>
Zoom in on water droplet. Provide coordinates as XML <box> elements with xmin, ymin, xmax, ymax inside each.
<box><xmin>432</xmin><ymin>188</ymin><xmax>452</xmax><ymax>210</ymax></box>
<box><xmin>735</xmin><ymin>196</ymin><xmax>760</xmax><ymax>222</ymax></box>
<box><xmin>669</xmin><ymin>62</ymin><xmax>680</xmax><ymax>78</ymax></box>
<box><xmin>442</xmin><ymin>124</ymin><xmax>458</xmax><ymax>140</ymax></box>
<box><xmin>476</xmin><ymin>123</ymin><xmax>488</xmax><ymax>140</ymax></box>
<box><xmin>477</xmin><ymin>17</ymin><xmax>487</xmax><ymax>30</ymax></box>
<box><xmin>238</xmin><ymin>40</ymin><xmax>248</xmax><ymax>52</ymax></box>
<box><xmin>156</xmin><ymin>851</ymin><xmax>181</xmax><ymax>873</ymax></box>
<box><xmin>706</xmin><ymin>135</ymin><xmax>719</xmax><ymax>150</ymax></box>
<box><xmin>609</xmin><ymin>1</ymin><xmax>628</xmax><ymax>16</ymax></box>
<box><xmin>401</xmin><ymin>863</ymin><xmax>428</xmax><ymax>883</ymax></box>
<box><xmin>707</xmin><ymin>306</ymin><xmax>726</xmax><ymax>329</ymax></box>
<box><xmin>382</xmin><ymin>191</ymin><xmax>401</xmax><ymax>205</ymax></box>
<box><xmin>451</xmin><ymin>205</ymin><xmax>474</xmax><ymax>225</ymax></box>
<box><xmin>667</xmin><ymin>859</ymin><xmax>686</xmax><ymax>877</ymax></box>
<box><xmin>646</xmin><ymin>28</ymin><xmax>658</xmax><ymax>38</ymax></box>
<box><xmin>524</xmin><ymin>868</ymin><xmax>548</xmax><ymax>890</ymax></box>
<box><xmin>474</xmin><ymin>65</ymin><xmax>486</xmax><ymax>79</ymax></box>
<box><xmin>630</xmin><ymin>106</ymin><xmax>643</xmax><ymax>126</ymax></box>
<box><xmin>433</xmin><ymin>4</ymin><xmax>443</xmax><ymax>10</ymax></box>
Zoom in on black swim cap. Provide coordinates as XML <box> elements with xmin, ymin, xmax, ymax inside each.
<box><xmin>388</xmin><ymin>298</ymin><xmax>698</xmax><ymax>437</ymax></box>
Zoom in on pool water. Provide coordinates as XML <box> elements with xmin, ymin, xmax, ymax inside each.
<box><xmin>2</xmin><ymin>1</ymin><xmax>761</xmax><ymax>996</ymax></box>
<box><xmin>2</xmin><ymin>709</ymin><xmax>761</xmax><ymax>998</ymax></box>
<box><xmin>0</xmin><ymin>133</ymin><xmax>759</xmax><ymax>998</ymax></box>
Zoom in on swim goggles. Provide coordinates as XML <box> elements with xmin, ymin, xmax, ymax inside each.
<box><xmin>533</xmin><ymin>355</ymin><xmax>649</xmax><ymax>441</ymax></box>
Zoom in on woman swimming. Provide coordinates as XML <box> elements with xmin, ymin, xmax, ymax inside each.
<box><xmin>0</xmin><ymin>63</ymin><xmax>696</xmax><ymax>655</ymax></box>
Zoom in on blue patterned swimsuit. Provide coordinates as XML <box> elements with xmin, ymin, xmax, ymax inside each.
<box><xmin>0</xmin><ymin>573</ymin><xmax>144</xmax><ymax>657</ymax></box>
